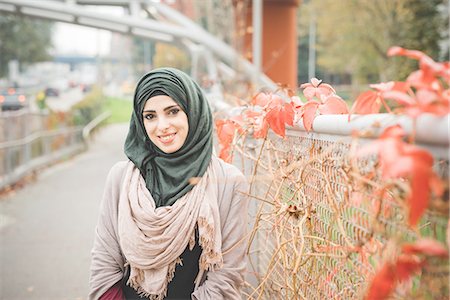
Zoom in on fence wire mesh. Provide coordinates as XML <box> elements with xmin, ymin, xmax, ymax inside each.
<box><xmin>243</xmin><ymin>131</ymin><xmax>449</xmax><ymax>300</ymax></box>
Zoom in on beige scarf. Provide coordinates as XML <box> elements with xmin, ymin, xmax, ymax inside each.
<box><xmin>118</xmin><ymin>159</ymin><xmax>223</xmax><ymax>299</ymax></box>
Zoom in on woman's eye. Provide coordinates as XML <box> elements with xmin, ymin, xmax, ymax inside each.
<box><xmin>168</xmin><ymin>108</ymin><xmax>180</xmax><ymax>115</ymax></box>
<box><xmin>144</xmin><ymin>114</ymin><xmax>156</xmax><ymax>120</ymax></box>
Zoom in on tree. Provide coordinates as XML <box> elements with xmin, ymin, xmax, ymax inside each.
<box><xmin>132</xmin><ymin>36</ymin><xmax>156</xmax><ymax>75</ymax></box>
<box><xmin>152</xmin><ymin>43</ymin><xmax>190</xmax><ymax>73</ymax></box>
<box><xmin>298</xmin><ymin>0</ymin><xmax>447</xmax><ymax>86</ymax></box>
<box><xmin>0</xmin><ymin>13</ymin><xmax>53</xmax><ymax>78</ymax></box>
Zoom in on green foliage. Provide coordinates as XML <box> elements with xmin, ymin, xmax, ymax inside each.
<box><xmin>0</xmin><ymin>13</ymin><xmax>53</xmax><ymax>77</ymax></box>
<box><xmin>71</xmin><ymin>86</ymin><xmax>104</xmax><ymax>126</ymax></box>
<box><xmin>153</xmin><ymin>43</ymin><xmax>190</xmax><ymax>73</ymax></box>
<box><xmin>46</xmin><ymin>89</ymin><xmax>130</xmax><ymax>132</ymax></box>
<box><xmin>298</xmin><ymin>0</ymin><xmax>447</xmax><ymax>85</ymax></box>
<box><xmin>104</xmin><ymin>97</ymin><xmax>132</xmax><ymax>124</ymax></box>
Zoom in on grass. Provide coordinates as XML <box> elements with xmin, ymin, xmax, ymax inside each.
<box><xmin>103</xmin><ymin>96</ymin><xmax>132</xmax><ymax>124</ymax></box>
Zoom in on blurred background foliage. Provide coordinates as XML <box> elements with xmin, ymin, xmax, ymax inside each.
<box><xmin>0</xmin><ymin>13</ymin><xmax>53</xmax><ymax>77</ymax></box>
<box><xmin>298</xmin><ymin>0</ymin><xmax>448</xmax><ymax>86</ymax></box>
<box><xmin>152</xmin><ymin>43</ymin><xmax>190</xmax><ymax>73</ymax></box>
<box><xmin>70</xmin><ymin>86</ymin><xmax>104</xmax><ymax>126</ymax></box>
<box><xmin>0</xmin><ymin>0</ymin><xmax>448</xmax><ymax>95</ymax></box>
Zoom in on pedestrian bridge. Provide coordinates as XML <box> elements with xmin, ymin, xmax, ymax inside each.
<box><xmin>0</xmin><ymin>0</ymin><xmax>276</xmax><ymax>93</ymax></box>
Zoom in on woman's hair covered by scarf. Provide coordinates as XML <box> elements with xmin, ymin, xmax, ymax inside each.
<box><xmin>124</xmin><ymin>67</ymin><xmax>213</xmax><ymax>207</ymax></box>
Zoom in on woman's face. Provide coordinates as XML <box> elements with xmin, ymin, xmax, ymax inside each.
<box><xmin>142</xmin><ymin>95</ymin><xmax>189</xmax><ymax>153</ymax></box>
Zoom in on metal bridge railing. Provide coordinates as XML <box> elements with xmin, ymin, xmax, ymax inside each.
<box><xmin>0</xmin><ymin>110</ymin><xmax>110</xmax><ymax>190</ymax></box>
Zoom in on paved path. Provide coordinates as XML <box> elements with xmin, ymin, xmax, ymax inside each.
<box><xmin>45</xmin><ymin>87</ymin><xmax>84</xmax><ymax>112</ymax></box>
<box><xmin>0</xmin><ymin>123</ymin><xmax>129</xmax><ymax>300</ymax></box>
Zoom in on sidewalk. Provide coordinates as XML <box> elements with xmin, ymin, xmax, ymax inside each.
<box><xmin>0</xmin><ymin>123</ymin><xmax>128</xmax><ymax>300</ymax></box>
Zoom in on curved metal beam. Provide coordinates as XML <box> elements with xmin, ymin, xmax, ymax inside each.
<box><xmin>0</xmin><ymin>0</ymin><xmax>276</xmax><ymax>89</ymax></box>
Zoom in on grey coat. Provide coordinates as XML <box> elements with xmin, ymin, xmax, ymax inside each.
<box><xmin>88</xmin><ymin>157</ymin><xmax>249</xmax><ymax>299</ymax></box>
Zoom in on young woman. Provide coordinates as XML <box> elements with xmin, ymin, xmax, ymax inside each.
<box><xmin>89</xmin><ymin>67</ymin><xmax>248</xmax><ymax>300</ymax></box>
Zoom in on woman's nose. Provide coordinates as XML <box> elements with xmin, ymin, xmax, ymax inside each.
<box><xmin>156</xmin><ymin>116</ymin><xmax>170</xmax><ymax>130</ymax></box>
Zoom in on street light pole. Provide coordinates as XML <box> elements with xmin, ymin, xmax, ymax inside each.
<box><xmin>308</xmin><ymin>12</ymin><xmax>316</xmax><ymax>80</ymax></box>
<box><xmin>252</xmin><ymin>0</ymin><xmax>262</xmax><ymax>87</ymax></box>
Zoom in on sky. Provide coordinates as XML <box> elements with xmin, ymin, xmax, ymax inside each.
<box><xmin>53</xmin><ymin>22</ymin><xmax>111</xmax><ymax>56</ymax></box>
<box><xmin>51</xmin><ymin>6</ymin><xmax>125</xmax><ymax>56</ymax></box>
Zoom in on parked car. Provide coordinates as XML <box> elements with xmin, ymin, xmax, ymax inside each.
<box><xmin>45</xmin><ymin>78</ymin><xmax>69</xmax><ymax>98</ymax></box>
<box><xmin>0</xmin><ymin>88</ymin><xmax>27</xmax><ymax>111</ymax></box>
<box><xmin>45</xmin><ymin>87</ymin><xmax>60</xmax><ymax>97</ymax></box>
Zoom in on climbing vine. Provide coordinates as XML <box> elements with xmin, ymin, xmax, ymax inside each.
<box><xmin>215</xmin><ymin>47</ymin><xmax>449</xmax><ymax>299</ymax></box>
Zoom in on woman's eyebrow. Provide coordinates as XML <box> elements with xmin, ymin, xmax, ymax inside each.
<box><xmin>143</xmin><ymin>105</ymin><xmax>180</xmax><ymax>114</ymax></box>
<box><xmin>163</xmin><ymin>105</ymin><xmax>180</xmax><ymax>111</ymax></box>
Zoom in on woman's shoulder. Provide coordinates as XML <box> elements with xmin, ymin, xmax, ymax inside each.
<box><xmin>106</xmin><ymin>160</ymin><xmax>131</xmax><ymax>183</ymax></box>
<box><xmin>212</xmin><ymin>156</ymin><xmax>247</xmax><ymax>188</ymax></box>
<box><xmin>213</xmin><ymin>156</ymin><xmax>242</xmax><ymax>175</ymax></box>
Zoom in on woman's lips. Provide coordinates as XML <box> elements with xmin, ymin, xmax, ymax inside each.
<box><xmin>158</xmin><ymin>133</ymin><xmax>176</xmax><ymax>144</ymax></box>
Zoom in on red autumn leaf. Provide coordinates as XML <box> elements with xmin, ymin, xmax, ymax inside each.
<box><xmin>390</xmin><ymin>143</ymin><xmax>443</xmax><ymax>226</ymax></box>
<box><xmin>215</xmin><ymin>118</ymin><xmax>244</xmax><ymax>163</ymax></box>
<box><xmin>351</xmin><ymin>81</ymin><xmax>406</xmax><ymax>114</ymax></box>
<box><xmin>387</xmin><ymin>46</ymin><xmax>445</xmax><ymax>74</ymax></box>
<box><xmin>300</xmin><ymin>77</ymin><xmax>336</xmax><ymax>100</ymax></box>
<box><xmin>410</xmin><ymin>89</ymin><xmax>449</xmax><ymax>116</ymax></box>
<box><xmin>395</xmin><ymin>254</ymin><xmax>423</xmax><ymax>282</ymax></box>
<box><xmin>416</xmin><ymin>89</ymin><xmax>438</xmax><ymax>105</ymax></box>
<box><xmin>351</xmin><ymin>81</ymin><xmax>413</xmax><ymax>118</ymax></box>
<box><xmin>383</xmin><ymin>87</ymin><xmax>450</xmax><ymax>118</ymax></box>
<box><xmin>292</xmin><ymin>96</ymin><xmax>305</xmax><ymax>124</ymax></box>
<box><xmin>266</xmin><ymin>108</ymin><xmax>286</xmax><ymax>138</ymax></box>
<box><xmin>253</xmin><ymin>120</ymin><xmax>269</xmax><ymax>138</ymax></box>
<box><xmin>275</xmin><ymin>83</ymin><xmax>297</xmax><ymax>98</ymax></box>
<box><xmin>402</xmin><ymin>239</ymin><xmax>449</xmax><ymax>258</ymax></box>
<box><xmin>265</xmin><ymin>102</ymin><xmax>295</xmax><ymax>138</ymax></box>
<box><xmin>301</xmin><ymin>101</ymin><xmax>320</xmax><ymax>131</ymax></box>
<box><xmin>229</xmin><ymin>115</ymin><xmax>245</xmax><ymax>135</ymax></box>
<box><xmin>319</xmin><ymin>95</ymin><xmax>349</xmax><ymax>114</ymax></box>
<box><xmin>252</xmin><ymin>112</ymin><xmax>269</xmax><ymax>139</ymax></box>
<box><xmin>387</xmin><ymin>46</ymin><xmax>424</xmax><ymax>60</ymax></box>
<box><xmin>218</xmin><ymin>144</ymin><xmax>232</xmax><ymax>162</ymax></box>
<box><xmin>365</xmin><ymin>254</ymin><xmax>423</xmax><ymax>300</ymax></box>
<box><xmin>365</xmin><ymin>263</ymin><xmax>396</xmax><ymax>300</ymax></box>
<box><xmin>291</xmin><ymin>95</ymin><xmax>304</xmax><ymax>109</ymax></box>
<box><xmin>369</xmin><ymin>81</ymin><xmax>411</xmax><ymax>93</ymax></box>
<box><xmin>350</xmin><ymin>90</ymin><xmax>382</xmax><ymax>115</ymax></box>
<box><xmin>249</xmin><ymin>93</ymin><xmax>295</xmax><ymax>138</ymax></box>
<box><xmin>385</xmin><ymin>152</ymin><xmax>430</xmax><ymax>226</ymax></box>
<box><xmin>299</xmin><ymin>95</ymin><xmax>348</xmax><ymax>131</ymax></box>
<box><xmin>283</xmin><ymin>103</ymin><xmax>295</xmax><ymax>126</ymax></box>
<box><xmin>216</xmin><ymin>119</ymin><xmax>235</xmax><ymax>145</ymax></box>
<box><xmin>266</xmin><ymin>94</ymin><xmax>285</xmax><ymax>108</ymax></box>
<box><xmin>382</xmin><ymin>90</ymin><xmax>415</xmax><ymax>106</ymax></box>
<box><xmin>252</xmin><ymin>92</ymin><xmax>272</xmax><ymax>107</ymax></box>
<box><xmin>369</xmin><ymin>81</ymin><xmax>395</xmax><ymax>92</ymax></box>
<box><xmin>358</xmin><ymin>125</ymin><xmax>440</xmax><ymax>226</ymax></box>
<box><xmin>405</xmin><ymin>160</ymin><xmax>432</xmax><ymax>226</ymax></box>
<box><xmin>243</xmin><ymin>109</ymin><xmax>268</xmax><ymax>139</ymax></box>
<box><xmin>440</xmin><ymin>62</ymin><xmax>450</xmax><ymax>82</ymax></box>
<box><xmin>388</xmin><ymin>46</ymin><xmax>448</xmax><ymax>91</ymax></box>
<box><xmin>406</xmin><ymin>69</ymin><xmax>442</xmax><ymax>91</ymax></box>
<box><xmin>385</xmin><ymin>46</ymin><xmax>450</xmax><ymax>118</ymax></box>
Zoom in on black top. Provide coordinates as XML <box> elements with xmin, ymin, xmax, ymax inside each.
<box><xmin>122</xmin><ymin>236</ymin><xmax>202</xmax><ymax>300</ymax></box>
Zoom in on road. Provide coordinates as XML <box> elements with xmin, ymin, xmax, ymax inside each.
<box><xmin>45</xmin><ymin>88</ymin><xmax>85</xmax><ymax>112</ymax></box>
<box><xmin>0</xmin><ymin>123</ymin><xmax>128</xmax><ymax>300</ymax></box>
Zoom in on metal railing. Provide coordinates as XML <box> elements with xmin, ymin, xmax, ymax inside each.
<box><xmin>0</xmin><ymin>110</ymin><xmax>110</xmax><ymax>190</ymax></box>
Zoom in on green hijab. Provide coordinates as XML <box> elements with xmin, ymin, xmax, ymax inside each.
<box><xmin>124</xmin><ymin>67</ymin><xmax>213</xmax><ymax>207</ymax></box>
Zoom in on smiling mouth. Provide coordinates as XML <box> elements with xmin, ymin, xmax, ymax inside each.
<box><xmin>158</xmin><ymin>133</ymin><xmax>176</xmax><ymax>144</ymax></box>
